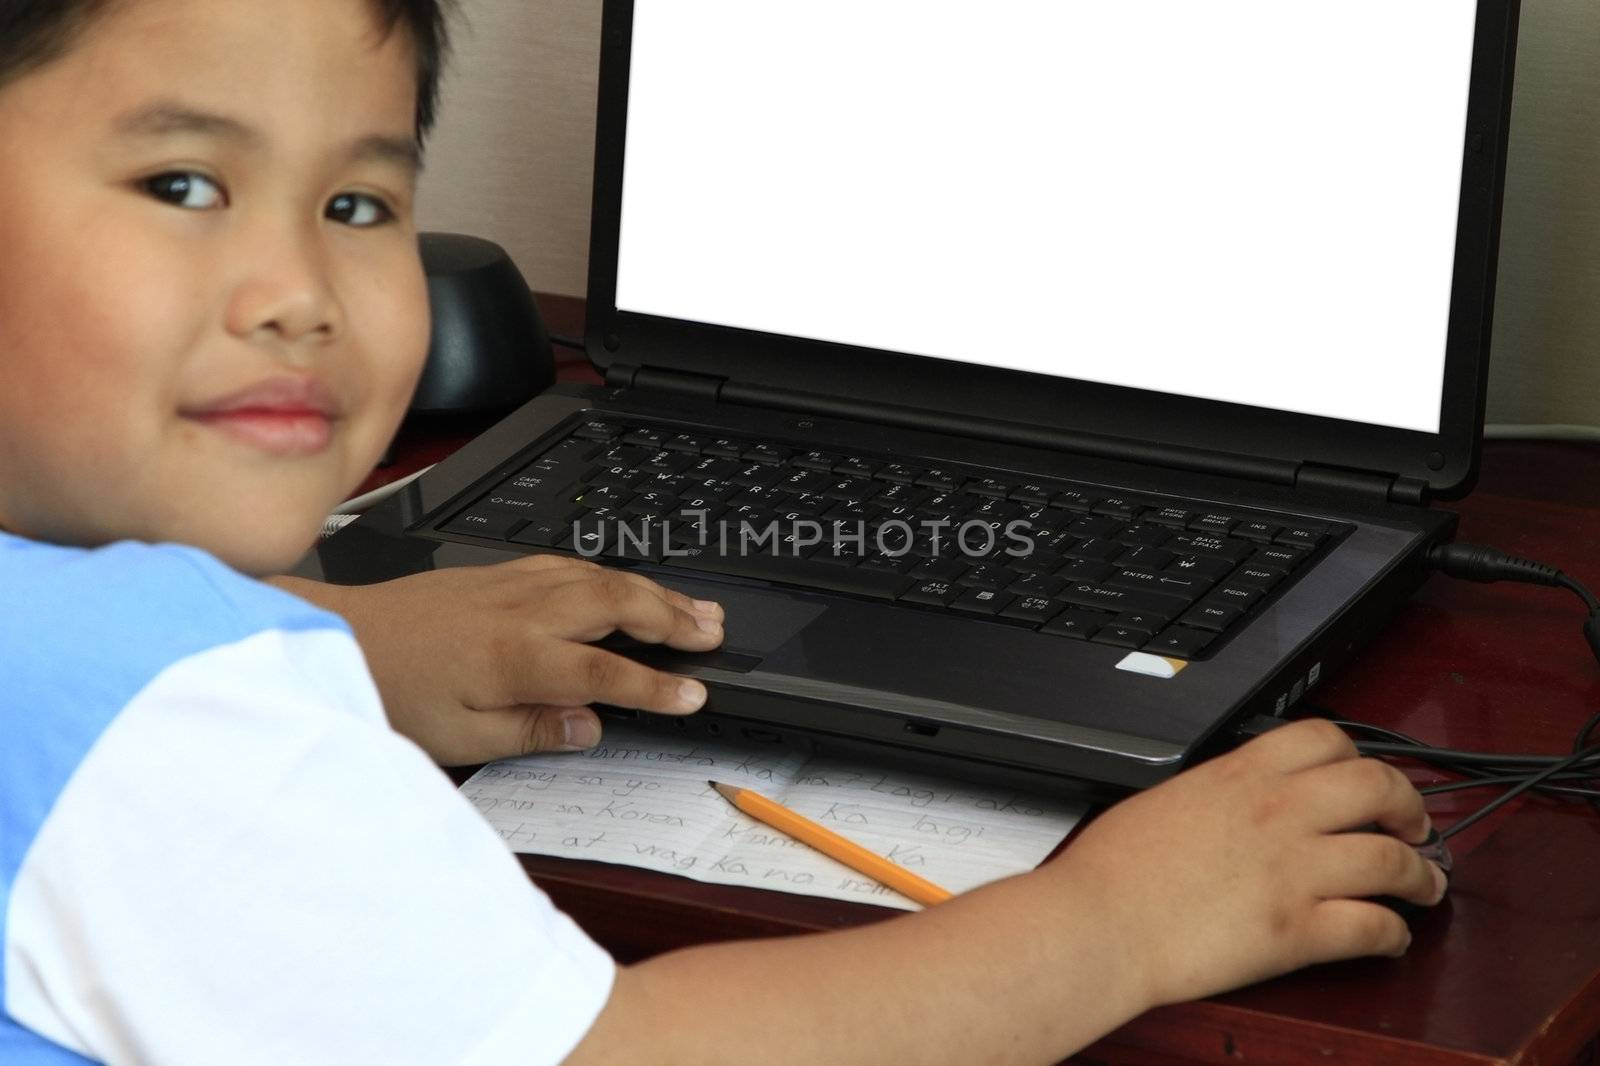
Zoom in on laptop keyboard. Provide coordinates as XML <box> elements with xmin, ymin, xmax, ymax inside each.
<box><xmin>433</xmin><ymin>416</ymin><xmax>1346</xmax><ymax>661</ymax></box>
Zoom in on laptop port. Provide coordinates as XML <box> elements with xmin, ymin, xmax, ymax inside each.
<box><xmin>903</xmin><ymin>720</ymin><xmax>940</xmax><ymax>738</ymax></box>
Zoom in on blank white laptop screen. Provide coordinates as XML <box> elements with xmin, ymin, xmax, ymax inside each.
<box><xmin>614</xmin><ymin>1</ymin><xmax>1479</xmax><ymax>435</ymax></box>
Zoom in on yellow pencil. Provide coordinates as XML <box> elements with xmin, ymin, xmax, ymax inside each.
<box><xmin>709</xmin><ymin>780</ymin><xmax>954</xmax><ymax>907</ymax></box>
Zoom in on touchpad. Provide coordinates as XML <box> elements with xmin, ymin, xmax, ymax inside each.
<box><xmin>603</xmin><ymin>573</ymin><xmax>826</xmax><ymax>669</ymax></box>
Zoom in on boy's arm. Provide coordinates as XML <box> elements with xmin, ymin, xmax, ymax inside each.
<box><xmin>566</xmin><ymin>719</ymin><xmax>1448</xmax><ymax>1065</ymax></box>
<box><xmin>270</xmin><ymin>554</ymin><xmax>725</xmax><ymax>764</ymax></box>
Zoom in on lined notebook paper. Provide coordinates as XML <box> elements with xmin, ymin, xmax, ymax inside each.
<box><xmin>462</xmin><ymin>724</ymin><xmax>1087</xmax><ymax>910</ymax></box>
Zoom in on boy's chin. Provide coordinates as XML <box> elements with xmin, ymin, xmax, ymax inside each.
<box><xmin>204</xmin><ymin>521</ymin><xmax>325</xmax><ymax>578</ymax></box>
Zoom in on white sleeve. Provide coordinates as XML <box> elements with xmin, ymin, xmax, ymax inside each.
<box><xmin>4</xmin><ymin>628</ymin><xmax>615</xmax><ymax>1066</ymax></box>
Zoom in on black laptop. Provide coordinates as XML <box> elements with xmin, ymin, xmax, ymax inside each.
<box><xmin>301</xmin><ymin>0</ymin><xmax>1520</xmax><ymax>801</ymax></box>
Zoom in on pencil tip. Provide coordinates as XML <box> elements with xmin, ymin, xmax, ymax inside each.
<box><xmin>709</xmin><ymin>780</ymin><xmax>738</xmax><ymax>802</ymax></box>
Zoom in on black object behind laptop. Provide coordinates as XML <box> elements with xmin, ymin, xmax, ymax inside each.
<box><xmin>300</xmin><ymin>0</ymin><xmax>1521</xmax><ymax>802</ymax></box>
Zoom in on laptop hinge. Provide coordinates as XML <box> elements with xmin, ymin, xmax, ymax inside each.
<box><xmin>604</xmin><ymin>362</ymin><xmax>726</xmax><ymax>402</ymax></box>
<box><xmin>1293</xmin><ymin>462</ymin><xmax>1428</xmax><ymax>507</ymax></box>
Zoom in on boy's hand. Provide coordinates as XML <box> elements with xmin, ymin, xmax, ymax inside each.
<box><xmin>273</xmin><ymin>556</ymin><xmax>723</xmax><ymax>765</ymax></box>
<box><xmin>1056</xmin><ymin>718</ymin><xmax>1447</xmax><ymax>1008</ymax></box>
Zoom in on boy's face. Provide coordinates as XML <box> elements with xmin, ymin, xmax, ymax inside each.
<box><xmin>0</xmin><ymin>0</ymin><xmax>430</xmax><ymax>575</ymax></box>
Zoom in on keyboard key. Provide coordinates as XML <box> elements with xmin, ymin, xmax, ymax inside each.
<box><xmin>1057</xmin><ymin>582</ymin><xmax>1190</xmax><ymax>615</ymax></box>
<box><xmin>704</xmin><ymin>437</ymin><xmax>747</xmax><ymax>458</ymax></box>
<box><xmin>957</xmin><ymin>564</ymin><xmax>1020</xmax><ymax>591</ymax></box>
<box><xmin>504</xmin><ymin>469</ymin><xmax>575</xmax><ymax>496</ymax></box>
<box><xmin>950</xmin><ymin>588</ymin><xmax>1014</xmax><ymax>616</ymax></box>
<box><xmin>911</xmin><ymin>557</ymin><xmax>970</xmax><ymax>582</ymax></box>
<box><xmin>875</xmin><ymin>462</ymin><xmax>924</xmax><ymax>484</ymax></box>
<box><xmin>582</xmin><ymin>465</ymin><xmax>646</xmax><ymax>490</ymax></box>
<box><xmin>1234</xmin><ymin>521</ymin><xmax>1280</xmax><ymax>543</ymax></box>
<box><xmin>1178</xmin><ymin>602</ymin><xmax>1242</xmax><ymax>632</ymax></box>
<box><xmin>1276</xmin><ymin>526</ymin><xmax>1327</xmax><ymax>550</ymax></box>
<box><xmin>575</xmin><ymin>485</ymin><xmax>635</xmax><ymax>509</ymax></box>
<box><xmin>1230</xmin><ymin>565</ymin><xmax>1289</xmax><ymax>590</ymax></box>
<box><xmin>833</xmin><ymin>457</ymin><xmax>880</xmax><ymax>479</ymax></box>
<box><xmin>1147</xmin><ymin>507</ymin><xmax>1193</xmax><ymax>528</ymax></box>
<box><xmin>606</xmin><ymin>519</ymin><xmax>670</xmax><ymax>563</ymax></box>
<box><xmin>1206</xmin><ymin>585</ymin><xmax>1264</xmax><ymax>610</ymax></box>
<box><xmin>1062</xmin><ymin>537</ymin><xmax>1126</xmax><ymax>563</ymax></box>
<box><xmin>1041</xmin><ymin>609</ymin><xmax>1111</xmax><ymax>639</ymax></box>
<box><xmin>743</xmin><ymin>443</ymin><xmax>791</xmax><ymax>464</ymax></box>
<box><xmin>1050</xmin><ymin>489</ymin><xmax>1097</xmax><ymax>512</ymax></box>
<box><xmin>731</xmin><ymin>464</ymin><xmax>783</xmax><ymax>489</ymax></box>
<box><xmin>641</xmin><ymin>450</ymin><xmax>697</xmax><ymax>475</ymax></box>
<box><xmin>901</xmin><ymin>579</ymin><xmax>962</xmax><ymax>607</ymax></box>
<box><xmin>621</xmin><ymin>427</ymin><xmax>666</xmax><ymax>448</ymax></box>
<box><xmin>1117</xmin><ymin>523</ymin><xmax>1174</xmax><ymax>547</ymax></box>
<box><xmin>1190</xmin><ymin>513</ymin><xmax>1242</xmax><ymax>536</ymax></box>
<box><xmin>440</xmin><ymin>510</ymin><xmax>523</xmax><ymax>541</ymax></box>
<box><xmin>1112</xmin><ymin>609</ymin><xmax>1175</xmax><ymax>632</ymax></box>
<box><xmin>478</xmin><ymin>492</ymin><xmax>558</xmax><ymax>519</ymax></box>
<box><xmin>572</xmin><ymin>418</ymin><xmax>626</xmax><ymax>441</ymax></box>
<box><xmin>1092</xmin><ymin>496</ymin><xmax>1144</xmax><ymax>520</ymax></box>
<box><xmin>970</xmin><ymin>497</ymin><xmax>1022</xmax><ymax>522</ymax></box>
<box><xmin>1166</xmin><ymin>554</ymin><xmax>1236</xmax><ymax>580</ymax></box>
<box><xmin>1166</xmin><ymin>534</ymin><xmax>1253</xmax><ymax>563</ymax></box>
<box><xmin>1007</xmin><ymin>572</ymin><xmax>1066</xmax><ymax>598</ymax></box>
<box><xmin>859</xmin><ymin>553</ymin><xmax>918</xmax><ymax>574</ymax></box>
<box><xmin>663</xmin><ymin>433</ymin><xmax>710</xmax><ymax>453</ymax></box>
<box><xmin>915</xmin><ymin>468</ymin><xmax>960</xmax><ymax>491</ymax></box>
<box><xmin>536</xmin><ymin>437</ymin><xmax>606</xmax><ymax>464</ymax></box>
<box><xmin>1251</xmin><ymin>545</ymin><xmax>1308</xmax><ymax>570</ymax></box>
<box><xmin>1092</xmin><ymin>625</ymin><xmax>1154</xmax><ymax>650</ymax></box>
<box><xmin>1106</xmin><ymin>568</ymin><xmax>1212</xmax><ymax>601</ymax></box>
<box><xmin>1067</xmin><ymin>514</ymin><xmax>1124</xmax><ymax>539</ymax></box>
<box><xmin>1055</xmin><ymin>558</ymin><xmax>1114</xmax><ymax>583</ymax></box>
<box><xmin>1010</xmin><ymin>483</ymin><xmax>1053</xmax><ymax>505</ymax></box>
<box><xmin>1009</xmin><ymin>548</ymin><xmax>1067</xmax><ymax>576</ymax></box>
<box><xmin>968</xmin><ymin>478</ymin><xmax>1013</xmax><ymax>498</ymax></box>
<box><xmin>1000</xmin><ymin>596</ymin><xmax>1064</xmax><ymax>625</ymax></box>
<box><xmin>566</xmin><ymin>517</ymin><xmax>613</xmax><ymax>556</ymax></box>
<box><xmin>1113</xmin><ymin>545</ymin><xmax>1175</xmax><ymax>571</ymax></box>
<box><xmin>510</xmin><ymin>513</ymin><xmax>582</xmax><ymax>548</ymax></box>
<box><xmin>1144</xmin><ymin>627</ymin><xmax>1214</xmax><ymax>658</ymax></box>
<box><xmin>871</xmin><ymin>482</ymin><xmax>925</xmax><ymax>507</ymax></box>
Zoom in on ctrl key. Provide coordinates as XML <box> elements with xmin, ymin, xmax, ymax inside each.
<box><xmin>440</xmin><ymin>509</ymin><xmax>524</xmax><ymax>541</ymax></box>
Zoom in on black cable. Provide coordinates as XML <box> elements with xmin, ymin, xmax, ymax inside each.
<box><xmin>1351</xmin><ymin>741</ymin><xmax>1600</xmax><ymax>769</ymax></box>
<box><xmin>1434</xmin><ymin>743</ymin><xmax>1600</xmax><ymax>840</ymax></box>
<box><xmin>1427</xmin><ymin>542</ymin><xmax>1600</xmax><ymax>668</ymax></box>
<box><xmin>1301</xmin><ymin>705</ymin><xmax>1600</xmax><ymax>836</ymax></box>
<box><xmin>549</xmin><ymin>332</ymin><xmax>586</xmax><ymax>353</ymax></box>
<box><xmin>1257</xmin><ymin>547</ymin><xmax>1600</xmax><ymax>837</ymax></box>
<box><xmin>1419</xmin><ymin>773</ymin><xmax>1600</xmax><ymax>802</ymax></box>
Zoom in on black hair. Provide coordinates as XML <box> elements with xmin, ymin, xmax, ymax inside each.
<box><xmin>0</xmin><ymin>0</ymin><xmax>454</xmax><ymax>142</ymax></box>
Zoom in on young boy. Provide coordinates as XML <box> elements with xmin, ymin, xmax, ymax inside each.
<box><xmin>0</xmin><ymin>1</ymin><xmax>1448</xmax><ymax>1063</ymax></box>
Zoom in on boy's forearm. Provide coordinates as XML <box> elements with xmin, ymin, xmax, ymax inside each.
<box><xmin>566</xmin><ymin>865</ymin><xmax>1149</xmax><ymax>1066</ymax></box>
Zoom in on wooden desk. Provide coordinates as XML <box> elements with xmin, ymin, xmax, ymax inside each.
<box><xmin>392</xmin><ymin>295</ymin><xmax>1600</xmax><ymax>1066</ymax></box>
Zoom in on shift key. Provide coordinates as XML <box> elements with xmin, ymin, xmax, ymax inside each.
<box><xmin>1057</xmin><ymin>581</ymin><xmax>1190</xmax><ymax>615</ymax></box>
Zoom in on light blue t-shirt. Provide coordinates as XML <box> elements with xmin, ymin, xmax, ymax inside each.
<box><xmin>0</xmin><ymin>534</ymin><xmax>613</xmax><ymax>1065</ymax></box>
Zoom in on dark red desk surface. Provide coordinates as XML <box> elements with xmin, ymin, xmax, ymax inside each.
<box><xmin>381</xmin><ymin>295</ymin><xmax>1600</xmax><ymax>1066</ymax></box>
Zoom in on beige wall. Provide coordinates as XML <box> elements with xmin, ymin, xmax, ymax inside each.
<box><xmin>417</xmin><ymin>1</ymin><xmax>1600</xmax><ymax>426</ymax></box>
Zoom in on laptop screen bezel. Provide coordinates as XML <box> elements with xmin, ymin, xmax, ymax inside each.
<box><xmin>584</xmin><ymin>0</ymin><xmax>1521</xmax><ymax>500</ymax></box>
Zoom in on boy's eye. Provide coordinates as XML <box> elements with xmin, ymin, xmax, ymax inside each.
<box><xmin>145</xmin><ymin>172</ymin><xmax>226</xmax><ymax>210</ymax></box>
<box><xmin>327</xmin><ymin>193</ymin><xmax>394</xmax><ymax>228</ymax></box>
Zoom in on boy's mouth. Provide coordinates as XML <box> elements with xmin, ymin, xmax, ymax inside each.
<box><xmin>182</xmin><ymin>376</ymin><xmax>341</xmax><ymax>457</ymax></box>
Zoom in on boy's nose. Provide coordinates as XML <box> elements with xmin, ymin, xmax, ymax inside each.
<box><xmin>225</xmin><ymin>233</ymin><xmax>344</xmax><ymax>352</ymax></box>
